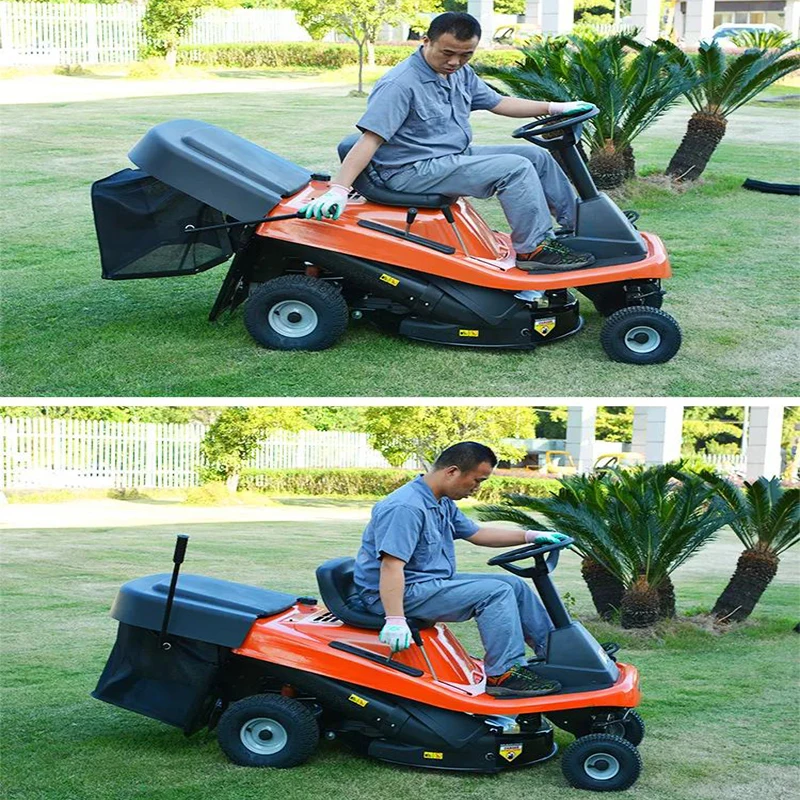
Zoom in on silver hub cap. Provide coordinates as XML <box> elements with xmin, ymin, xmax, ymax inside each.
<box><xmin>240</xmin><ymin>717</ymin><xmax>288</xmax><ymax>755</ymax></box>
<box><xmin>584</xmin><ymin>752</ymin><xmax>621</xmax><ymax>781</ymax></box>
<box><xmin>269</xmin><ymin>300</ymin><xmax>318</xmax><ymax>338</ymax></box>
<box><xmin>624</xmin><ymin>325</ymin><xmax>661</xmax><ymax>354</ymax></box>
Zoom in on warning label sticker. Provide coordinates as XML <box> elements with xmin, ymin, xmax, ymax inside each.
<box><xmin>499</xmin><ymin>743</ymin><xmax>523</xmax><ymax>762</ymax></box>
<box><xmin>534</xmin><ymin>317</ymin><xmax>556</xmax><ymax>336</ymax></box>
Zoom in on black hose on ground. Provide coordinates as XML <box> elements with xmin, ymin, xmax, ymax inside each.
<box><xmin>742</xmin><ymin>178</ymin><xmax>800</xmax><ymax>196</ymax></box>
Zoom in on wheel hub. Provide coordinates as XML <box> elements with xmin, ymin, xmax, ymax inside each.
<box><xmin>268</xmin><ymin>300</ymin><xmax>319</xmax><ymax>338</ymax></box>
<box><xmin>240</xmin><ymin>717</ymin><xmax>288</xmax><ymax>755</ymax></box>
<box><xmin>584</xmin><ymin>752</ymin><xmax>621</xmax><ymax>780</ymax></box>
<box><xmin>624</xmin><ymin>325</ymin><xmax>661</xmax><ymax>354</ymax></box>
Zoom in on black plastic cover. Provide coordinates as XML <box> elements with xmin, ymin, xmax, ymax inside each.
<box><xmin>111</xmin><ymin>573</ymin><xmax>297</xmax><ymax>648</ymax></box>
<box><xmin>92</xmin><ymin>169</ymin><xmax>233</xmax><ymax>279</ymax></box>
<box><xmin>129</xmin><ymin>119</ymin><xmax>311</xmax><ymax>221</ymax></box>
<box><xmin>92</xmin><ymin>622</ymin><xmax>222</xmax><ymax>734</ymax></box>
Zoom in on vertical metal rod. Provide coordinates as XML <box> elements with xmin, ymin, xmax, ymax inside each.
<box><xmin>159</xmin><ymin>534</ymin><xmax>189</xmax><ymax>650</ymax></box>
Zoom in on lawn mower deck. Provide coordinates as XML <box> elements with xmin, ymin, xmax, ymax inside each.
<box><xmin>92</xmin><ymin>110</ymin><xmax>681</xmax><ymax>364</ymax></box>
<box><xmin>93</xmin><ymin>536</ymin><xmax>645</xmax><ymax>790</ymax></box>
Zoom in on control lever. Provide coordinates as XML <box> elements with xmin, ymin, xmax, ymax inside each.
<box><xmin>441</xmin><ymin>205</ymin><xmax>469</xmax><ymax>256</ymax></box>
<box><xmin>404</xmin><ymin>207</ymin><xmax>418</xmax><ymax>236</ymax></box>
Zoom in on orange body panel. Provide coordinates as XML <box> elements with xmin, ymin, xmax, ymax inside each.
<box><xmin>257</xmin><ymin>182</ymin><xmax>671</xmax><ymax>291</ymax></box>
<box><xmin>234</xmin><ymin>603</ymin><xmax>641</xmax><ymax>715</ymax></box>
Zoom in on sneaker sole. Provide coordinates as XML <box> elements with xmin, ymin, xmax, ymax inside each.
<box><xmin>486</xmin><ymin>684</ymin><xmax>561</xmax><ymax>698</ymax></box>
<box><xmin>516</xmin><ymin>261</ymin><xmax>596</xmax><ymax>273</ymax></box>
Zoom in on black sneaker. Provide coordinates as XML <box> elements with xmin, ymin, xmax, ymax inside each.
<box><xmin>516</xmin><ymin>238</ymin><xmax>595</xmax><ymax>272</ymax></box>
<box><xmin>485</xmin><ymin>665</ymin><xmax>561</xmax><ymax>698</ymax></box>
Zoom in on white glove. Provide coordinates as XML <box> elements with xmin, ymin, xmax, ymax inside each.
<box><xmin>299</xmin><ymin>183</ymin><xmax>349</xmax><ymax>220</ymax></box>
<box><xmin>548</xmin><ymin>101</ymin><xmax>593</xmax><ymax>116</ymax></box>
<box><xmin>379</xmin><ymin>615</ymin><xmax>412</xmax><ymax>652</ymax></box>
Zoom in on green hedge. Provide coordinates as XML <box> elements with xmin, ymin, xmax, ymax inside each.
<box><xmin>238</xmin><ymin>468</ymin><xmax>559</xmax><ymax>502</ymax></box>
<box><xmin>177</xmin><ymin>42</ymin><xmax>523</xmax><ymax>70</ymax></box>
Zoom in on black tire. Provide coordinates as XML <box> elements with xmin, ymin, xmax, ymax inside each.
<box><xmin>603</xmin><ymin>711</ymin><xmax>645</xmax><ymax>746</ymax></box>
<box><xmin>561</xmin><ymin>734</ymin><xmax>642</xmax><ymax>792</ymax></box>
<box><xmin>600</xmin><ymin>306</ymin><xmax>681</xmax><ymax>364</ymax></box>
<box><xmin>581</xmin><ymin>282</ymin><xmax>664</xmax><ymax>317</ymax></box>
<box><xmin>216</xmin><ymin>694</ymin><xmax>319</xmax><ymax>768</ymax></box>
<box><xmin>244</xmin><ymin>274</ymin><xmax>348</xmax><ymax>351</ymax></box>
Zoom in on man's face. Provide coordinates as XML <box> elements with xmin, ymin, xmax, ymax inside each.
<box><xmin>442</xmin><ymin>461</ymin><xmax>494</xmax><ymax>500</ymax></box>
<box><xmin>422</xmin><ymin>32</ymin><xmax>479</xmax><ymax>76</ymax></box>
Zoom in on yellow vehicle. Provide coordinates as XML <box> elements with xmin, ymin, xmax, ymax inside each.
<box><xmin>543</xmin><ymin>450</ymin><xmax>577</xmax><ymax>476</ymax></box>
<box><xmin>594</xmin><ymin>452</ymin><xmax>646</xmax><ymax>472</ymax></box>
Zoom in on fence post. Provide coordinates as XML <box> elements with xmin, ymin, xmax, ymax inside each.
<box><xmin>85</xmin><ymin>1</ymin><xmax>98</xmax><ymax>64</ymax></box>
<box><xmin>145</xmin><ymin>424</ymin><xmax>157</xmax><ymax>488</ymax></box>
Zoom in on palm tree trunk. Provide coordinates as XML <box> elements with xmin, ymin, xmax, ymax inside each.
<box><xmin>588</xmin><ymin>144</ymin><xmax>628</xmax><ymax>189</ymax></box>
<box><xmin>622</xmin><ymin>144</ymin><xmax>636</xmax><ymax>181</ymax></box>
<box><xmin>712</xmin><ymin>547</ymin><xmax>779</xmax><ymax>622</ymax></box>
<box><xmin>620</xmin><ymin>577</ymin><xmax>660</xmax><ymax>628</ymax></box>
<box><xmin>656</xmin><ymin>575</ymin><xmax>676</xmax><ymax>618</ymax></box>
<box><xmin>666</xmin><ymin>111</ymin><xmax>727</xmax><ymax>181</ymax></box>
<box><xmin>581</xmin><ymin>558</ymin><xmax>625</xmax><ymax>619</ymax></box>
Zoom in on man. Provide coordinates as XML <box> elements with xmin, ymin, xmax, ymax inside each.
<box><xmin>300</xmin><ymin>12</ymin><xmax>595</xmax><ymax>273</ymax></box>
<box><xmin>353</xmin><ymin>441</ymin><xmax>568</xmax><ymax>698</ymax></box>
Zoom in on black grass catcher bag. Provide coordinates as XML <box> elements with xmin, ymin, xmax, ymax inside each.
<box><xmin>91</xmin><ymin>169</ymin><xmax>234</xmax><ymax>280</ymax></box>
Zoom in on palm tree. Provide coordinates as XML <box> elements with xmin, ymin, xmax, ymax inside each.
<box><xmin>476</xmin><ymin>34</ymin><xmax>699</xmax><ymax>188</ymax></box>
<box><xmin>655</xmin><ymin>39</ymin><xmax>800</xmax><ymax>181</ymax></box>
<box><xmin>478</xmin><ymin>465</ymin><xmax>734</xmax><ymax>628</ymax></box>
<box><xmin>731</xmin><ymin>29</ymin><xmax>792</xmax><ymax>49</ymax></box>
<box><xmin>702</xmin><ymin>474</ymin><xmax>799</xmax><ymax>622</ymax></box>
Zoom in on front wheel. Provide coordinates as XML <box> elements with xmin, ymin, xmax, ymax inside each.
<box><xmin>600</xmin><ymin>306</ymin><xmax>681</xmax><ymax>364</ymax></box>
<box><xmin>603</xmin><ymin>710</ymin><xmax>645</xmax><ymax>746</ymax></box>
<box><xmin>561</xmin><ymin>734</ymin><xmax>642</xmax><ymax>791</ymax></box>
<box><xmin>244</xmin><ymin>274</ymin><xmax>348</xmax><ymax>351</ymax></box>
<box><xmin>216</xmin><ymin>694</ymin><xmax>319</xmax><ymax>768</ymax></box>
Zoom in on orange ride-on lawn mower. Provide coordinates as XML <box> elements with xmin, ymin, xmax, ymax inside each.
<box><xmin>91</xmin><ymin>108</ymin><xmax>680</xmax><ymax>364</ymax></box>
<box><xmin>93</xmin><ymin>535</ymin><xmax>645</xmax><ymax>791</ymax></box>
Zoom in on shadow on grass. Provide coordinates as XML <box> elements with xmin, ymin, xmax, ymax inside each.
<box><xmin>212</xmin><ymin>69</ymin><xmax>323</xmax><ymax>80</ymax></box>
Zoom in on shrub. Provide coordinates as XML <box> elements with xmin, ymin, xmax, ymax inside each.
<box><xmin>238</xmin><ymin>468</ymin><xmax>559</xmax><ymax>501</ymax></box>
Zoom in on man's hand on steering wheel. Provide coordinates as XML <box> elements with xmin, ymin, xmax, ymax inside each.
<box><xmin>524</xmin><ymin>530</ymin><xmax>571</xmax><ymax>545</ymax></box>
<box><xmin>548</xmin><ymin>100</ymin><xmax>593</xmax><ymax>116</ymax></box>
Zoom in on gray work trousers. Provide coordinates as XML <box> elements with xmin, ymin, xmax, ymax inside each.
<box><xmin>363</xmin><ymin>572</ymin><xmax>554</xmax><ymax>676</ymax></box>
<box><xmin>381</xmin><ymin>145</ymin><xmax>577</xmax><ymax>253</ymax></box>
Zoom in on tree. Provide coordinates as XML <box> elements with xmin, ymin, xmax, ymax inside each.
<box><xmin>782</xmin><ymin>407</ymin><xmax>800</xmax><ymax>482</ymax></box>
<box><xmin>200</xmin><ymin>407</ymin><xmax>307</xmax><ymax>492</ymax></box>
<box><xmin>478</xmin><ymin>465</ymin><xmax>734</xmax><ymax>627</ymax></box>
<box><xmin>682</xmin><ymin>406</ymin><xmax>744</xmax><ymax>454</ymax></box>
<box><xmin>655</xmin><ymin>39</ymin><xmax>800</xmax><ymax>181</ymax></box>
<box><xmin>0</xmin><ymin>406</ymin><xmax>207</xmax><ymax>423</ymax></box>
<box><xmin>363</xmin><ymin>406</ymin><xmax>537</xmax><ymax>469</ymax></box>
<box><xmin>477</xmin><ymin>34</ymin><xmax>700</xmax><ymax>187</ymax></box>
<box><xmin>289</xmin><ymin>0</ymin><xmax>429</xmax><ymax>93</ymax></box>
<box><xmin>702</xmin><ymin>474</ymin><xmax>799</xmax><ymax>622</ymax></box>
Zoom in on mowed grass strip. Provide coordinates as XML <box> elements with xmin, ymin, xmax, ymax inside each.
<box><xmin>1</xmin><ymin>87</ymin><xmax>798</xmax><ymax>397</ymax></box>
<box><xmin>1</xmin><ymin>512</ymin><xmax>799</xmax><ymax>800</ymax></box>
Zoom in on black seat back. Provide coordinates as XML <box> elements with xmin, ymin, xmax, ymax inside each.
<box><xmin>316</xmin><ymin>556</ymin><xmax>433</xmax><ymax>630</ymax></box>
<box><xmin>337</xmin><ymin>134</ymin><xmax>456</xmax><ymax>209</ymax></box>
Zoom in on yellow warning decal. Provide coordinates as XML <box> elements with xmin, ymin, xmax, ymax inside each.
<box><xmin>499</xmin><ymin>743</ymin><xmax>523</xmax><ymax>762</ymax></box>
<box><xmin>423</xmin><ymin>752</ymin><xmax>444</xmax><ymax>760</ymax></box>
<box><xmin>379</xmin><ymin>273</ymin><xmax>400</xmax><ymax>287</ymax></box>
<box><xmin>534</xmin><ymin>317</ymin><xmax>556</xmax><ymax>337</ymax></box>
<box><xmin>458</xmin><ymin>329</ymin><xmax>480</xmax><ymax>338</ymax></box>
<box><xmin>348</xmin><ymin>694</ymin><xmax>368</xmax><ymax>707</ymax></box>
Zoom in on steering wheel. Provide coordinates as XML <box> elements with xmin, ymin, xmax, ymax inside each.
<box><xmin>487</xmin><ymin>536</ymin><xmax>575</xmax><ymax>577</ymax></box>
<box><xmin>512</xmin><ymin>106</ymin><xmax>599</xmax><ymax>151</ymax></box>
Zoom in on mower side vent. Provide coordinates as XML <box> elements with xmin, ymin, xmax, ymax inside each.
<box><xmin>310</xmin><ymin>612</ymin><xmax>340</xmax><ymax>624</ymax></box>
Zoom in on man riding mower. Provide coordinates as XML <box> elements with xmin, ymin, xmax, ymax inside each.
<box><xmin>92</xmin><ymin>14</ymin><xmax>680</xmax><ymax>364</ymax></box>
<box><xmin>93</xmin><ymin>443</ymin><xmax>646</xmax><ymax>791</ymax></box>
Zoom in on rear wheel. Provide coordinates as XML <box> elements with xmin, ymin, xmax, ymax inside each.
<box><xmin>217</xmin><ymin>694</ymin><xmax>319</xmax><ymax>768</ymax></box>
<box><xmin>244</xmin><ymin>274</ymin><xmax>348</xmax><ymax>350</ymax></box>
<box><xmin>600</xmin><ymin>306</ymin><xmax>681</xmax><ymax>364</ymax></box>
<box><xmin>561</xmin><ymin>734</ymin><xmax>642</xmax><ymax>791</ymax></box>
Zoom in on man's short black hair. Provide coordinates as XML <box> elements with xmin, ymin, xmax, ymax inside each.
<box><xmin>426</xmin><ymin>12</ymin><xmax>482</xmax><ymax>43</ymax></box>
<box><xmin>433</xmin><ymin>441</ymin><xmax>497</xmax><ymax>472</ymax></box>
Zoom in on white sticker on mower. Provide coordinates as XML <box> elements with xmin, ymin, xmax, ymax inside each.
<box><xmin>499</xmin><ymin>743</ymin><xmax>523</xmax><ymax>762</ymax></box>
<box><xmin>535</xmin><ymin>317</ymin><xmax>556</xmax><ymax>337</ymax></box>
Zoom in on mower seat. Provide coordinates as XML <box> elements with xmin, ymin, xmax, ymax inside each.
<box><xmin>337</xmin><ymin>134</ymin><xmax>456</xmax><ymax>209</ymax></box>
<box><xmin>316</xmin><ymin>556</ymin><xmax>434</xmax><ymax>631</ymax></box>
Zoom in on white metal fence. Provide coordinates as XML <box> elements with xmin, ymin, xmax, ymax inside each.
<box><xmin>0</xmin><ymin>417</ymin><xmax>400</xmax><ymax>490</ymax></box>
<box><xmin>0</xmin><ymin>2</ymin><xmax>311</xmax><ymax>65</ymax></box>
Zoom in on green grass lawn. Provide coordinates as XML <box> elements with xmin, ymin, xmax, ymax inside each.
<box><xmin>1</xmin><ymin>84</ymin><xmax>798</xmax><ymax>397</ymax></box>
<box><xmin>1</xmin><ymin>506</ymin><xmax>799</xmax><ymax>799</ymax></box>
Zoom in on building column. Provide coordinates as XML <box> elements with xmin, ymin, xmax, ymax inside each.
<box><xmin>631</xmin><ymin>406</ymin><xmax>649</xmax><ymax>455</ymax></box>
<box><xmin>541</xmin><ymin>0</ymin><xmax>574</xmax><ymax>35</ymax></box>
<box><xmin>644</xmin><ymin>405</ymin><xmax>683</xmax><ymax>465</ymax></box>
<box><xmin>566</xmin><ymin>404</ymin><xmax>597</xmax><ymax>473</ymax></box>
<box><xmin>745</xmin><ymin>405</ymin><xmax>784</xmax><ymax>480</ymax></box>
<box><xmin>468</xmin><ymin>0</ymin><xmax>496</xmax><ymax>47</ymax></box>
<box><xmin>524</xmin><ymin>0</ymin><xmax>542</xmax><ymax>28</ymax></box>
<box><xmin>629</xmin><ymin>0</ymin><xmax>661</xmax><ymax>40</ymax></box>
<box><xmin>682</xmin><ymin>0</ymin><xmax>715</xmax><ymax>44</ymax></box>
<box><xmin>785</xmin><ymin>0</ymin><xmax>800</xmax><ymax>37</ymax></box>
